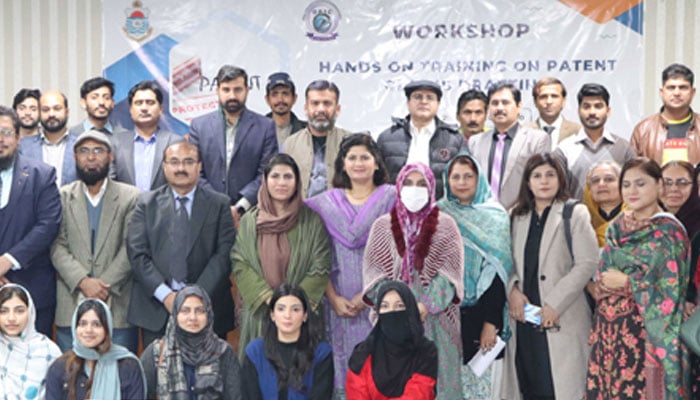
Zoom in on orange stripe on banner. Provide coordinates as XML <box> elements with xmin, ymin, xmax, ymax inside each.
<box><xmin>559</xmin><ymin>0</ymin><xmax>642</xmax><ymax>24</ymax></box>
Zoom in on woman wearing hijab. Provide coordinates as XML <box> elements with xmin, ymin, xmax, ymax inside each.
<box><xmin>45</xmin><ymin>298</ymin><xmax>145</xmax><ymax>399</ymax></box>
<box><xmin>436</xmin><ymin>153</ymin><xmax>512</xmax><ymax>398</ymax></box>
<box><xmin>241</xmin><ymin>284</ymin><xmax>334</xmax><ymax>400</ymax></box>
<box><xmin>0</xmin><ymin>284</ymin><xmax>62</xmax><ymax>399</ymax></box>
<box><xmin>363</xmin><ymin>162</ymin><xmax>464</xmax><ymax>399</ymax></box>
<box><xmin>141</xmin><ymin>285</ymin><xmax>242</xmax><ymax>399</ymax></box>
<box><xmin>346</xmin><ymin>280</ymin><xmax>438</xmax><ymax>399</ymax></box>
<box><xmin>582</xmin><ymin>160</ymin><xmax>624</xmax><ymax>248</ymax></box>
<box><xmin>304</xmin><ymin>133</ymin><xmax>396</xmax><ymax>398</ymax></box>
<box><xmin>232</xmin><ymin>153</ymin><xmax>331</xmax><ymax>361</ymax></box>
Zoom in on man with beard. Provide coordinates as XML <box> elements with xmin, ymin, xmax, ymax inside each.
<box><xmin>456</xmin><ymin>89</ymin><xmax>488</xmax><ymax>142</ymax></box>
<box><xmin>68</xmin><ymin>77</ymin><xmax>121</xmax><ymax>136</ymax></box>
<box><xmin>0</xmin><ymin>105</ymin><xmax>61</xmax><ymax>336</ymax></box>
<box><xmin>378</xmin><ymin>80</ymin><xmax>468</xmax><ymax>199</ymax></box>
<box><xmin>127</xmin><ymin>140</ymin><xmax>236</xmax><ymax>346</ymax></box>
<box><xmin>12</xmin><ymin>88</ymin><xmax>42</xmax><ymax>138</ymax></box>
<box><xmin>264</xmin><ymin>72</ymin><xmax>307</xmax><ymax>146</ymax></box>
<box><xmin>283</xmin><ymin>79</ymin><xmax>352</xmax><ymax>198</ymax></box>
<box><xmin>189</xmin><ymin>65</ymin><xmax>277</xmax><ymax>225</ymax></box>
<box><xmin>19</xmin><ymin>90</ymin><xmax>78</xmax><ymax>186</ymax></box>
<box><xmin>50</xmin><ymin>130</ymin><xmax>141</xmax><ymax>352</ymax></box>
<box><xmin>554</xmin><ymin>83</ymin><xmax>635</xmax><ymax>199</ymax></box>
<box><xmin>111</xmin><ymin>80</ymin><xmax>178</xmax><ymax>191</ymax></box>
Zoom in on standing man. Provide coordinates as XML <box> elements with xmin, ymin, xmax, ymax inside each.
<box><xmin>12</xmin><ymin>88</ymin><xmax>42</xmax><ymax>138</ymax></box>
<box><xmin>51</xmin><ymin>130</ymin><xmax>141</xmax><ymax>352</ymax></box>
<box><xmin>283</xmin><ymin>79</ymin><xmax>351</xmax><ymax>198</ymax></box>
<box><xmin>526</xmin><ymin>77</ymin><xmax>581</xmax><ymax>150</ymax></box>
<box><xmin>189</xmin><ymin>65</ymin><xmax>277</xmax><ymax>223</ymax></box>
<box><xmin>469</xmin><ymin>82</ymin><xmax>550</xmax><ymax>209</ymax></box>
<box><xmin>68</xmin><ymin>77</ymin><xmax>120</xmax><ymax>136</ymax></box>
<box><xmin>112</xmin><ymin>81</ymin><xmax>178</xmax><ymax>191</ymax></box>
<box><xmin>555</xmin><ymin>84</ymin><xmax>635</xmax><ymax>199</ymax></box>
<box><xmin>456</xmin><ymin>89</ymin><xmax>488</xmax><ymax>142</ymax></box>
<box><xmin>377</xmin><ymin>80</ymin><xmax>468</xmax><ymax>199</ymax></box>
<box><xmin>631</xmin><ymin>63</ymin><xmax>700</xmax><ymax>165</ymax></box>
<box><xmin>19</xmin><ymin>90</ymin><xmax>77</xmax><ymax>186</ymax></box>
<box><xmin>127</xmin><ymin>140</ymin><xmax>236</xmax><ymax>346</ymax></box>
<box><xmin>264</xmin><ymin>72</ymin><xmax>307</xmax><ymax>146</ymax></box>
<box><xmin>0</xmin><ymin>105</ymin><xmax>62</xmax><ymax>336</ymax></box>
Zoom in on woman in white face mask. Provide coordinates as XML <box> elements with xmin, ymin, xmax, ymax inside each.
<box><xmin>363</xmin><ymin>162</ymin><xmax>465</xmax><ymax>399</ymax></box>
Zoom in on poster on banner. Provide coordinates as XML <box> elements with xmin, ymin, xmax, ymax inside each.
<box><xmin>103</xmin><ymin>0</ymin><xmax>643</xmax><ymax>137</ymax></box>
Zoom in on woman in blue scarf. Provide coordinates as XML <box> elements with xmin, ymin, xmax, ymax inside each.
<box><xmin>45</xmin><ymin>298</ymin><xmax>146</xmax><ymax>399</ymax></box>
<box><xmin>437</xmin><ymin>153</ymin><xmax>512</xmax><ymax>399</ymax></box>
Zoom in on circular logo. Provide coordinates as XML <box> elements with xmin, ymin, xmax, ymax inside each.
<box><xmin>303</xmin><ymin>1</ymin><xmax>341</xmax><ymax>41</ymax></box>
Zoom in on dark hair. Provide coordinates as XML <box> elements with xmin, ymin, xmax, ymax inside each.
<box><xmin>512</xmin><ymin>153</ymin><xmax>569</xmax><ymax>216</ymax></box>
<box><xmin>662</xmin><ymin>63</ymin><xmax>694</xmax><ymax>86</ymax></box>
<box><xmin>305</xmin><ymin>80</ymin><xmax>340</xmax><ymax>102</ymax></box>
<box><xmin>12</xmin><ymin>88</ymin><xmax>41</xmax><ymax>110</ymax></box>
<box><xmin>456</xmin><ymin>89</ymin><xmax>488</xmax><ymax>114</ymax></box>
<box><xmin>0</xmin><ymin>286</ymin><xmax>29</xmax><ymax>313</ymax></box>
<box><xmin>80</xmin><ymin>77</ymin><xmax>115</xmax><ymax>98</ymax></box>
<box><xmin>263</xmin><ymin>284</ymin><xmax>319</xmax><ymax>394</ymax></box>
<box><xmin>65</xmin><ymin>300</ymin><xmax>112</xmax><ymax>400</ymax></box>
<box><xmin>0</xmin><ymin>106</ymin><xmax>20</xmax><ymax>135</ymax></box>
<box><xmin>487</xmin><ymin>81</ymin><xmax>521</xmax><ymax>104</ymax></box>
<box><xmin>532</xmin><ymin>77</ymin><xmax>567</xmax><ymax>99</ymax></box>
<box><xmin>577</xmin><ymin>83</ymin><xmax>610</xmax><ymax>106</ymax></box>
<box><xmin>619</xmin><ymin>157</ymin><xmax>663</xmax><ymax>198</ymax></box>
<box><xmin>447</xmin><ymin>155</ymin><xmax>478</xmax><ymax>178</ymax></box>
<box><xmin>264</xmin><ymin>153</ymin><xmax>300</xmax><ymax>181</ymax></box>
<box><xmin>332</xmin><ymin>133</ymin><xmax>388</xmax><ymax>188</ymax></box>
<box><xmin>127</xmin><ymin>80</ymin><xmax>163</xmax><ymax>105</ymax></box>
<box><xmin>163</xmin><ymin>139</ymin><xmax>202</xmax><ymax>162</ymax></box>
<box><xmin>216</xmin><ymin>65</ymin><xmax>248</xmax><ymax>86</ymax></box>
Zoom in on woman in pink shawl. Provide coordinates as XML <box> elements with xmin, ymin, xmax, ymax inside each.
<box><xmin>362</xmin><ymin>162</ymin><xmax>464</xmax><ymax>399</ymax></box>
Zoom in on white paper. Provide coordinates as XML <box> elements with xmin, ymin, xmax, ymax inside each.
<box><xmin>467</xmin><ymin>336</ymin><xmax>506</xmax><ymax>378</ymax></box>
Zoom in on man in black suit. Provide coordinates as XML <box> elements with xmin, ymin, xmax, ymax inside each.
<box><xmin>127</xmin><ymin>140</ymin><xmax>236</xmax><ymax>345</ymax></box>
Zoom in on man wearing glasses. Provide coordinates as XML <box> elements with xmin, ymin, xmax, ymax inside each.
<box><xmin>51</xmin><ymin>130</ymin><xmax>141</xmax><ymax>352</ymax></box>
<box><xmin>126</xmin><ymin>140</ymin><xmax>236</xmax><ymax>346</ymax></box>
<box><xmin>377</xmin><ymin>80</ymin><xmax>468</xmax><ymax>199</ymax></box>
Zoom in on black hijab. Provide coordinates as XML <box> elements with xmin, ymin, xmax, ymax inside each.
<box><xmin>677</xmin><ymin>164</ymin><xmax>700</xmax><ymax>240</ymax></box>
<box><xmin>348</xmin><ymin>281</ymin><xmax>437</xmax><ymax>397</ymax></box>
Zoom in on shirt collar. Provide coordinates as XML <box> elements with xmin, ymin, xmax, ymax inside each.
<box><xmin>537</xmin><ymin>115</ymin><xmax>563</xmax><ymax>130</ymax></box>
<box><xmin>574</xmin><ymin>128</ymin><xmax>616</xmax><ymax>144</ymax></box>
<box><xmin>133</xmin><ymin>128</ymin><xmax>159</xmax><ymax>143</ymax></box>
<box><xmin>81</xmin><ymin>178</ymin><xmax>109</xmax><ymax>205</ymax></box>
<box><xmin>409</xmin><ymin>118</ymin><xmax>436</xmax><ymax>138</ymax></box>
<box><xmin>171</xmin><ymin>186</ymin><xmax>196</xmax><ymax>203</ymax></box>
<box><xmin>83</xmin><ymin>119</ymin><xmax>114</xmax><ymax>134</ymax></box>
<box><xmin>40</xmin><ymin>131</ymin><xmax>70</xmax><ymax>145</ymax></box>
<box><xmin>493</xmin><ymin>122</ymin><xmax>519</xmax><ymax>139</ymax></box>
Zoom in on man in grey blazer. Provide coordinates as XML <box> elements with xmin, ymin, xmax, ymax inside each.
<box><xmin>127</xmin><ymin>140</ymin><xmax>236</xmax><ymax>346</ymax></box>
<box><xmin>189</xmin><ymin>65</ymin><xmax>278</xmax><ymax>225</ymax></box>
<box><xmin>51</xmin><ymin>130</ymin><xmax>141</xmax><ymax>352</ymax></box>
<box><xmin>526</xmin><ymin>77</ymin><xmax>581</xmax><ymax>150</ymax></box>
<box><xmin>112</xmin><ymin>80</ymin><xmax>179</xmax><ymax>191</ymax></box>
<box><xmin>469</xmin><ymin>82</ymin><xmax>550</xmax><ymax>210</ymax></box>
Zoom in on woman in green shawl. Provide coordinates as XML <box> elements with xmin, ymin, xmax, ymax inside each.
<box><xmin>231</xmin><ymin>154</ymin><xmax>331</xmax><ymax>361</ymax></box>
<box><xmin>436</xmin><ymin>153</ymin><xmax>512</xmax><ymax>399</ymax></box>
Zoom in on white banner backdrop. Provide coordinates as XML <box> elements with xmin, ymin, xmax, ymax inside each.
<box><xmin>103</xmin><ymin>0</ymin><xmax>643</xmax><ymax>137</ymax></box>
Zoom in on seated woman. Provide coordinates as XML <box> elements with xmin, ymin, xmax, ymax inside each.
<box><xmin>346</xmin><ymin>280</ymin><xmax>438</xmax><ymax>400</ymax></box>
<box><xmin>0</xmin><ymin>284</ymin><xmax>62</xmax><ymax>399</ymax></box>
<box><xmin>141</xmin><ymin>285</ymin><xmax>242</xmax><ymax>399</ymax></box>
<box><xmin>45</xmin><ymin>299</ymin><xmax>145</xmax><ymax>400</ymax></box>
<box><xmin>241</xmin><ymin>284</ymin><xmax>334</xmax><ymax>400</ymax></box>
<box><xmin>582</xmin><ymin>160</ymin><xmax>624</xmax><ymax>247</ymax></box>
<box><xmin>232</xmin><ymin>154</ymin><xmax>331</xmax><ymax>359</ymax></box>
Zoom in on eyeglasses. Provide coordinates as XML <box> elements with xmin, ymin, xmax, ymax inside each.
<box><xmin>0</xmin><ymin>128</ymin><xmax>16</xmax><ymax>138</ymax></box>
<box><xmin>76</xmin><ymin>147</ymin><xmax>108</xmax><ymax>156</ymax></box>
<box><xmin>410</xmin><ymin>93</ymin><xmax>438</xmax><ymax>102</ymax></box>
<box><xmin>663</xmin><ymin>178</ymin><xmax>692</xmax><ymax>188</ymax></box>
<box><xmin>589</xmin><ymin>176</ymin><xmax>617</xmax><ymax>186</ymax></box>
<box><xmin>163</xmin><ymin>158</ymin><xmax>198</xmax><ymax>167</ymax></box>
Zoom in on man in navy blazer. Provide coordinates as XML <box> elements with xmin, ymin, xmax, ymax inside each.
<box><xmin>189</xmin><ymin>65</ymin><xmax>277</xmax><ymax>224</ymax></box>
<box><xmin>0</xmin><ymin>106</ymin><xmax>62</xmax><ymax>336</ymax></box>
<box><xmin>19</xmin><ymin>91</ymin><xmax>78</xmax><ymax>186</ymax></box>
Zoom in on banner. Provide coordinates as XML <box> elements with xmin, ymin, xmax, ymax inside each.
<box><xmin>103</xmin><ymin>0</ymin><xmax>644</xmax><ymax>137</ymax></box>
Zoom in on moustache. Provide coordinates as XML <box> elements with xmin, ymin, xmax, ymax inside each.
<box><xmin>467</xmin><ymin>122</ymin><xmax>480</xmax><ymax>127</ymax></box>
<box><xmin>174</xmin><ymin>171</ymin><xmax>189</xmax><ymax>177</ymax></box>
<box><xmin>273</xmin><ymin>102</ymin><xmax>289</xmax><ymax>108</ymax></box>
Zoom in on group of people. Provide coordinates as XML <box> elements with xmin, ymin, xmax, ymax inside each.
<box><xmin>1</xmin><ymin>60</ymin><xmax>700</xmax><ymax>400</ymax></box>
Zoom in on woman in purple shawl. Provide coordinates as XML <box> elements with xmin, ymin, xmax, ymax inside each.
<box><xmin>305</xmin><ymin>134</ymin><xmax>395</xmax><ymax>399</ymax></box>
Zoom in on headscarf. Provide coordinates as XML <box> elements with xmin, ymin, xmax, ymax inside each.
<box><xmin>391</xmin><ymin>162</ymin><xmax>439</xmax><ymax>283</ymax></box>
<box><xmin>348</xmin><ymin>281</ymin><xmax>437</xmax><ymax>397</ymax></box>
<box><xmin>581</xmin><ymin>164</ymin><xmax>624</xmax><ymax>247</ymax></box>
<box><xmin>436</xmin><ymin>154</ymin><xmax>512</xmax><ymax>338</ymax></box>
<box><xmin>256</xmin><ymin>165</ymin><xmax>304</xmax><ymax>288</ymax></box>
<box><xmin>0</xmin><ymin>284</ymin><xmax>61</xmax><ymax>399</ymax></box>
<box><xmin>675</xmin><ymin>164</ymin><xmax>700</xmax><ymax>240</ymax></box>
<box><xmin>71</xmin><ymin>298</ymin><xmax>145</xmax><ymax>400</ymax></box>
<box><xmin>156</xmin><ymin>285</ymin><xmax>230</xmax><ymax>400</ymax></box>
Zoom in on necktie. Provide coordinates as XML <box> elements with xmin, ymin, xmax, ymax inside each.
<box><xmin>490</xmin><ymin>133</ymin><xmax>507</xmax><ymax>201</ymax></box>
<box><xmin>170</xmin><ymin>196</ymin><xmax>190</xmax><ymax>282</ymax></box>
<box><xmin>543</xmin><ymin>126</ymin><xmax>555</xmax><ymax>135</ymax></box>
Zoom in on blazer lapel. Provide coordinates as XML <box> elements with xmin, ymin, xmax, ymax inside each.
<box><xmin>124</xmin><ymin>135</ymin><xmax>137</xmax><ymax>183</ymax></box>
<box><xmin>231</xmin><ymin>109</ymin><xmax>252</xmax><ymax>160</ymax></box>
<box><xmin>211</xmin><ymin>114</ymin><xmax>226</xmax><ymax>170</ymax></box>
<box><xmin>502</xmin><ymin>126</ymin><xmax>527</xmax><ymax>185</ymax></box>
<box><xmin>186</xmin><ymin>186</ymin><xmax>209</xmax><ymax>257</ymax></box>
<box><xmin>0</xmin><ymin>160</ymin><xmax>31</xmax><ymax>240</ymax></box>
<box><xmin>93</xmin><ymin>181</ymin><xmax>120</xmax><ymax>259</ymax></box>
<box><xmin>61</xmin><ymin>136</ymin><xmax>76</xmax><ymax>185</ymax></box>
<box><xmin>67</xmin><ymin>185</ymin><xmax>92</xmax><ymax>254</ymax></box>
<box><xmin>150</xmin><ymin>130</ymin><xmax>169</xmax><ymax>188</ymax></box>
